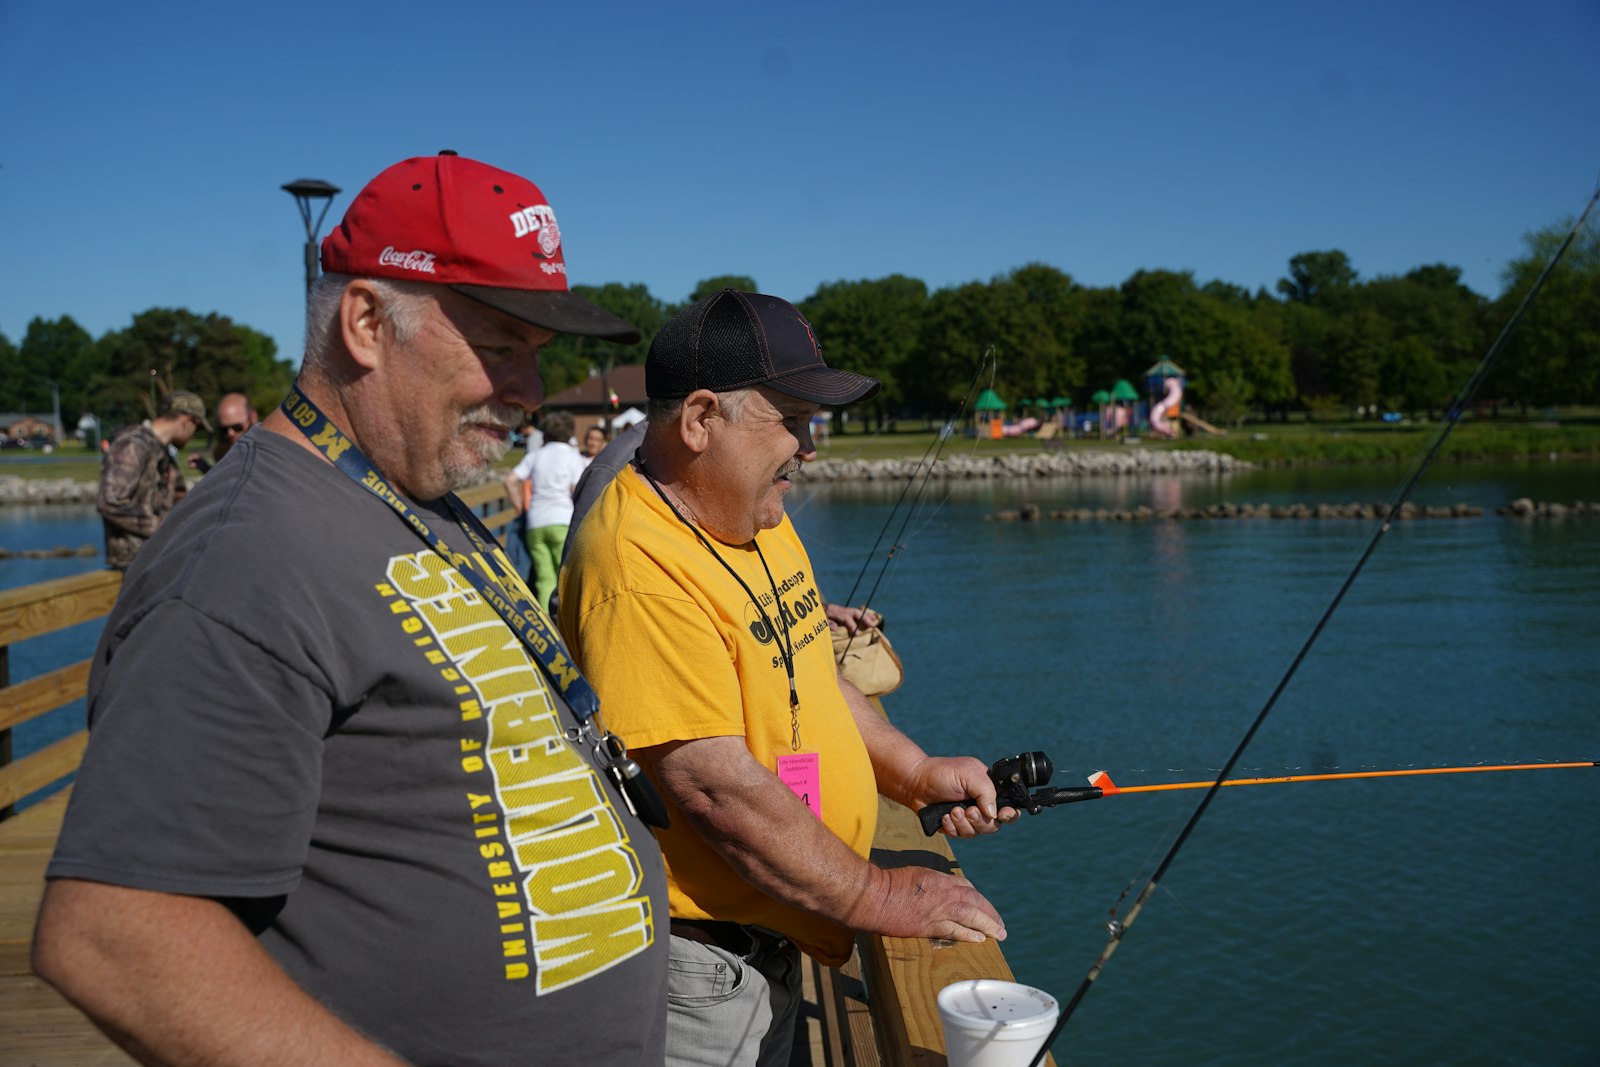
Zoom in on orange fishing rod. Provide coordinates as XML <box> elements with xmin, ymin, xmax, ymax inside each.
<box><xmin>1088</xmin><ymin>761</ymin><xmax>1598</xmax><ymax>796</ymax></box>
<box><xmin>917</xmin><ymin>754</ymin><xmax>1596</xmax><ymax>833</ymax></box>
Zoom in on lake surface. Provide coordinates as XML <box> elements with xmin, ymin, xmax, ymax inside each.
<box><xmin>4</xmin><ymin>458</ymin><xmax>1596</xmax><ymax>1064</ymax></box>
<box><xmin>788</xmin><ymin>458</ymin><xmax>1598</xmax><ymax>1067</ymax></box>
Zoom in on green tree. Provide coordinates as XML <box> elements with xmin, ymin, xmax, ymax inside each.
<box><xmin>17</xmin><ymin>315</ymin><xmax>99</xmax><ymax>430</ymax></box>
<box><xmin>1206</xmin><ymin>367</ymin><xmax>1252</xmax><ymax>428</ymax></box>
<box><xmin>1277</xmin><ymin>250</ymin><xmax>1358</xmax><ymax>307</ymax></box>
<box><xmin>1488</xmin><ymin>217</ymin><xmax>1600</xmax><ymax>409</ymax></box>
<box><xmin>91</xmin><ymin>308</ymin><xmax>289</xmax><ymax>428</ymax></box>
<box><xmin>534</xmin><ymin>282</ymin><xmax>668</xmax><ymax>397</ymax></box>
<box><xmin>1116</xmin><ymin>270</ymin><xmax>1292</xmax><ymax>413</ymax></box>
<box><xmin>1322</xmin><ymin>308</ymin><xmax>1386</xmax><ymax>414</ymax></box>
<box><xmin>911</xmin><ymin>269</ymin><xmax>1081</xmax><ymax>417</ymax></box>
<box><xmin>685</xmin><ymin>275</ymin><xmax>759</xmax><ymax>307</ymax></box>
<box><xmin>0</xmin><ymin>328</ymin><xmax>18</xmax><ymax>411</ymax></box>
<box><xmin>1379</xmin><ymin>335</ymin><xmax>1450</xmax><ymax>415</ymax></box>
<box><xmin>800</xmin><ymin>274</ymin><xmax>928</xmax><ymax>429</ymax></box>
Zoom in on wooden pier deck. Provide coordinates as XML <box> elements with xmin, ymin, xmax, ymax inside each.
<box><xmin>0</xmin><ymin>485</ymin><xmax>1050</xmax><ymax>1066</ymax></box>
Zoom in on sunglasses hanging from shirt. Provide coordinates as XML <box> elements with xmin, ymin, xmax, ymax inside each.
<box><xmin>279</xmin><ymin>386</ymin><xmax>670</xmax><ymax>830</ymax></box>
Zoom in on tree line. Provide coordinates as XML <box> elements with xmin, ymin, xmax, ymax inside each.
<box><xmin>2</xmin><ymin>216</ymin><xmax>1593</xmax><ymax>437</ymax></box>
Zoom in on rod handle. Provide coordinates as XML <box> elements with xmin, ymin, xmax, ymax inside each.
<box><xmin>918</xmin><ymin>800</ymin><xmax>971</xmax><ymax>836</ymax></box>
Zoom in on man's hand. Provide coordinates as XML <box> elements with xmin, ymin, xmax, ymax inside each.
<box><xmin>823</xmin><ymin>602</ymin><xmax>880</xmax><ymax>636</ymax></box>
<box><xmin>844</xmin><ymin>864</ymin><xmax>1006</xmax><ymax>943</ymax></box>
<box><xmin>903</xmin><ymin>755</ymin><xmax>1020</xmax><ymax>838</ymax></box>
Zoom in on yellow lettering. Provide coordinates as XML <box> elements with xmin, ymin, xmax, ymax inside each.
<box><xmin>467</xmin><ymin>792</ymin><xmax>493</xmax><ymax>809</ymax></box>
<box><xmin>501</xmin><ymin>769</ymin><xmax>604</xmax><ymax>836</ymax></box>
<box><xmin>462</xmin><ymin>756</ymin><xmax>484</xmax><ymax>773</ymax></box>
<box><xmin>487</xmin><ymin>861</ymin><xmax>513</xmax><ymax>878</ymax></box>
<box><xmin>309</xmin><ymin>424</ymin><xmax>350</xmax><ymax>461</ymax></box>
<box><xmin>480</xmin><ymin>842</ymin><xmax>506</xmax><ymax>859</ymax></box>
<box><xmin>531</xmin><ymin>898</ymin><xmax>654</xmax><ymax>993</ymax></box>
<box><xmin>506</xmin><ymin>962</ymin><xmax>529</xmax><ymax>980</ymax></box>
<box><xmin>524</xmin><ymin>845</ymin><xmax>641</xmax><ymax>915</ymax></box>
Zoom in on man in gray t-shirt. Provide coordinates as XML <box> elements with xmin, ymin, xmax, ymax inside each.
<box><xmin>35</xmin><ymin>153</ymin><xmax>666</xmax><ymax>1066</ymax></box>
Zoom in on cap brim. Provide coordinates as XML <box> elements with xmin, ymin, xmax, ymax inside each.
<box><xmin>764</xmin><ymin>366</ymin><xmax>881</xmax><ymax>405</ymax></box>
<box><xmin>451</xmin><ymin>284</ymin><xmax>642</xmax><ymax>344</ymax></box>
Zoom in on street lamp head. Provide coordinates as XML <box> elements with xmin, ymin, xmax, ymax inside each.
<box><xmin>282</xmin><ymin>179</ymin><xmax>341</xmax><ymax>200</ymax></box>
<box><xmin>283</xmin><ymin>177</ymin><xmax>343</xmax><ymax>295</ymax></box>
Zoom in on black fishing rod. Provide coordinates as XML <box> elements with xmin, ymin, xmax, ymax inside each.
<box><xmin>1020</xmin><ymin>178</ymin><xmax>1600</xmax><ymax>1067</ymax></box>
<box><xmin>833</xmin><ymin>347</ymin><xmax>996</xmax><ymax>663</ymax></box>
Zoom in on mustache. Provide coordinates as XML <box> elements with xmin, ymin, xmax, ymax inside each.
<box><xmin>458</xmin><ymin>403</ymin><xmax>524</xmax><ymax>432</ymax></box>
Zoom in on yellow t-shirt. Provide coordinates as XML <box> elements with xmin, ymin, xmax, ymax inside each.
<box><xmin>559</xmin><ymin>467</ymin><xmax>877</xmax><ymax>965</ymax></box>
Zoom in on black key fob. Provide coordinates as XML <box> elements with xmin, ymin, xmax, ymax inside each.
<box><xmin>602</xmin><ymin>737</ymin><xmax>671</xmax><ymax>830</ymax></box>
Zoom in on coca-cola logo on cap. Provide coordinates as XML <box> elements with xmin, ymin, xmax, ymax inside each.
<box><xmin>378</xmin><ymin>247</ymin><xmax>438</xmax><ymax>274</ymax></box>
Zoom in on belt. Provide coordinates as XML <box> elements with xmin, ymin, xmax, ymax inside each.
<box><xmin>670</xmin><ymin>919</ymin><xmax>791</xmax><ymax>959</ymax></box>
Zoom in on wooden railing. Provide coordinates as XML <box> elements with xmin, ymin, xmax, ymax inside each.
<box><xmin>0</xmin><ymin>481</ymin><xmax>518</xmax><ymax>816</ymax></box>
<box><xmin>0</xmin><ymin>479</ymin><xmax>1052</xmax><ymax>1066</ymax></box>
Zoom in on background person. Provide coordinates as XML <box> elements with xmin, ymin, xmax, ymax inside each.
<box><xmin>190</xmin><ymin>391</ymin><xmax>260</xmax><ymax>473</ymax></box>
<box><xmin>580</xmin><ymin>423</ymin><xmax>608</xmax><ymax>460</ymax></box>
<box><xmin>97</xmin><ymin>389</ymin><xmax>209</xmax><ymax>570</ymax></box>
<box><xmin>35</xmin><ymin>152</ymin><xmax>667</xmax><ymax>1066</ymax></box>
<box><xmin>560</xmin><ymin>289</ymin><xmax>1013</xmax><ymax>1067</ymax></box>
<box><xmin>502</xmin><ymin>409</ymin><xmax>585</xmax><ymax>609</ymax></box>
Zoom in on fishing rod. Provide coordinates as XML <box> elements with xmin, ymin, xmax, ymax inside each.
<box><xmin>917</xmin><ymin>751</ymin><xmax>1598</xmax><ymax>834</ymax></box>
<box><xmin>832</xmin><ymin>347</ymin><xmax>997</xmax><ymax>663</ymax></box>
<box><xmin>1019</xmin><ymin>177</ymin><xmax>1600</xmax><ymax>1067</ymax></box>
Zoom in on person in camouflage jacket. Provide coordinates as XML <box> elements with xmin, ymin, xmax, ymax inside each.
<box><xmin>97</xmin><ymin>390</ymin><xmax>209</xmax><ymax>569</ymax></box>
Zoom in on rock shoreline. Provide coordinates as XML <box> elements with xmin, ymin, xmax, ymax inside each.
<box><xmin>1</xmin><ymin>451</ymin><xmax>1249</xmax><ymax>507</ymax></box>
<box><xmin>799</xmin><ymin>448</ymin><xmax>1251</xmax><ymax>482</ymax></box>
<box><xmin>0</xmin><ymin>476</ymin><xmax>99</xmax><ymax>505</ymax></box>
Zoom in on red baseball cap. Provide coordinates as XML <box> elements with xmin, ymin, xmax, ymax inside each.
<box><xmin>320</xmin><ymin>152</ymin><xmax>640</xmax><ymax>343</ymax></box>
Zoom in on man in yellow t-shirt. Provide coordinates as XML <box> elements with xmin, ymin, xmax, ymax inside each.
<box><xmin>560</xmin><ymin>289</ymin><xmax>1013</xmax><ymax>1067</ymax></box>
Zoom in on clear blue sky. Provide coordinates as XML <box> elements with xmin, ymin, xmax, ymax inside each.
<box><xmin>2</xmin><ymin>1</ymin><xmax>1596</xmax><ymax>369</ymax></box>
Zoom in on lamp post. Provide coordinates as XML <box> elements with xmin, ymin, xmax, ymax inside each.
<box><xmin>35</xmin><ymin>377</ymin><xmax>61</xmax><ymax>447</ymax></box>
<box><xmin>281</xmin><ymin>178</ymin><xmax>342</xmax><ymax>296</ymax></box>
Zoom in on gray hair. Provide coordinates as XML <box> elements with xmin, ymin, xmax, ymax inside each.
<box><xmin>645</xmin><ymin>388</ymin><xmax>754</xmax><ymax>426</ymax></box>
<box><xmin>300</xmin><ymin>272</ymin><xmax>438</xmax><ymax>381</ymax></box>
<box><xmin>540</xmin><ymin>409</ymin><xmax>575</xmax><ymax>443</ymax></box>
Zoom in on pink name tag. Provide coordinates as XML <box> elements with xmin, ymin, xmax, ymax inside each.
<box><xmin>777</xmin><ymin>753</ymin><xmax>822</xmax><ymax>819</ymax></box>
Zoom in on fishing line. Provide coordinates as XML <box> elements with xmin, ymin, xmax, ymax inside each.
<box><xmin>833</xmin><ymin>347</ymin><xmax>997</xmax><ymax>662</ymax></box>
<box><xmin>1026</xmin><ymin>178</ymin><xmax>1600</xmax><ymax>1067</ymax></box>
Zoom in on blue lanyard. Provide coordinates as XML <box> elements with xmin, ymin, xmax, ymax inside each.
<box><xmin>279</xmin><ymin>387</ymin><xmax>601</xmax><ymax>726</ymax></box>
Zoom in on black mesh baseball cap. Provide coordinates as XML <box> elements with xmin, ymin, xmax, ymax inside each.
<box><xmin>645</xmin><ymin>289</ymin><xmax>880</xmax><ymax>404</ymax></box>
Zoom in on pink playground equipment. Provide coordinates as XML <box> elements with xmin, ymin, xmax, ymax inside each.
<box><xmin>1145</xmin><ymin>356</ymin><xmax>1186</xmax><ymax>439</ymax></box>
<box><xmin>1150</xmin><ymin>375</ymin><xmax>1183</xmax><ymax>438</ymax></box>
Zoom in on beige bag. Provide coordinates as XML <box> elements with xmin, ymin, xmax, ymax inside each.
<box><xmin>831</xmin><ymin>624</ymin><xmax>904</xmax><ymax>697</ymax></box>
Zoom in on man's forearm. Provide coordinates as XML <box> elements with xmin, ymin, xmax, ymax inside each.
<box><xmin>33</xmin><ymin>879</ymin><xmax>409</xmax><ymax>1067</ymax></box>
<box><xmin>651</xmin><ymin>736</ymin><xmax>876</xmax><ymax>922</ymax></box>
<box><xmin>646</xmin><ymin>736</ymin><xmax>1005</xmax><ymax>943</ymax></box>
<box><xmin>839</xmin><ymin>677</ymin><xmax>928</xmax><ymax>809</ymax></box>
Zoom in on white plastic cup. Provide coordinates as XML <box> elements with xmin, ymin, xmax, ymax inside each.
<box><xmin>936</xmin><ymin>979</ymin><xmax>1060</xmax><ymax>1067</ymax></box>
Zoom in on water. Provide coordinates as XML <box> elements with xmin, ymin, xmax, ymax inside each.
<box><xmin>788</xmin><ymin>460</ymin><xmax>1598</xmax><ymax>1066</ymax></box>
<box><xmin>5</xmin><ymin>463</ymin><xmax>1596</xmax><ymax>1063</ymax></box>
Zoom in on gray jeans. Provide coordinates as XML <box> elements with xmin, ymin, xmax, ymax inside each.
<box><xmin>664</xmin><ymin>927</ymin><xmax>802</xmax><ymax>1067</ymax></box>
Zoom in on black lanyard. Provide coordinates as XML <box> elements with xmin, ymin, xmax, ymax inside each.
<box><xmin>636</xmin><ymin>454</ymin><xmax>803</xmax><ymax>751</ymax></box>
<box><xmin>280</xmin><ymin>387</ymin><xmax>600</xmax><ymax>724</ymax></box>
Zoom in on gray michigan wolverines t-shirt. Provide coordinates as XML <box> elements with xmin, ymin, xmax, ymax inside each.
<box><xmin>49</xmin><ymin>429</ymin><xmax>668</xmax><ymax>1065</ymax></box>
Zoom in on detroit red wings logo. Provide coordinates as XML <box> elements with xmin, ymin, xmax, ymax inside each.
<box><xmin>538</xmin><ymin>219</ymin><xmax>561</xmax><ymax>258</ymax></box>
